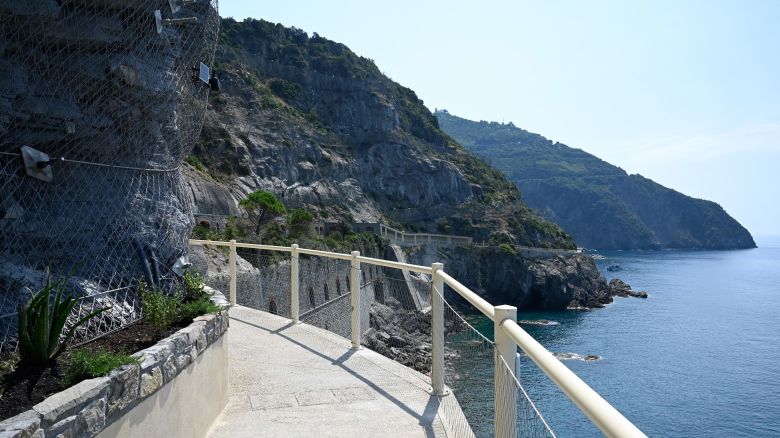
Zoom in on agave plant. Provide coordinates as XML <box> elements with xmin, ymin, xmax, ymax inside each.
<box><xmin>17</xmin><ymin>273</ymin><xmax>109</xmax><ymax>366</ymax></box>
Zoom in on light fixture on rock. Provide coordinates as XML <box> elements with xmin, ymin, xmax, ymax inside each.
<box><xmin>21</xmin><ymin>145</ymin><xmax>55</xmax><ymax>183</ymax></box>
<box><xmin>154</xmin><ymin>9</ymin><xmax>198</xmax><ymax>34</ymax></box>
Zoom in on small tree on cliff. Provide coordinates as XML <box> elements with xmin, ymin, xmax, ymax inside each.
<box><xmin>287</xmin><ymin>208</ymin><xmax>314</xmax><ymax>238</ymax></box>
<box><xmin>239</xmin><ymin>190</ymin><xmax>287</xmax><ymax>237</ymax></box>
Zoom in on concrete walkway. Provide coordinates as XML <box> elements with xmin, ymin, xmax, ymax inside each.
<box><xmin>206</xmin><ymin>306</ymin><xmax>472</xmax><ymax>438</ymax></box>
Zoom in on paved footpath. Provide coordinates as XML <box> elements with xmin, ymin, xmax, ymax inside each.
<box><xmin>206</xmin><ymin>306</ymin><xmax>472</xmax><ymax>438</ymax></box>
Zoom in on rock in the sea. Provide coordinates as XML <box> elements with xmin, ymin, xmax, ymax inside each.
<box><xmin>608</xmin><ymin>279</ymin><xmax>648</xmax><ymax>299</ymax></box>
<box><xmin>364</xmin><ymin>302</ymin><xmax>434</xmax><ymax>374</ymax></box>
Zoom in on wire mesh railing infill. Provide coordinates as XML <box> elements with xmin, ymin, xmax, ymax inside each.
<box><xmin>299</xmin><ymin>255</ymin><xmax>353</xmax><ymax>339</ymax></box>
<box><xmin>496</xmin><ymin>354</ymin><xmax>557</xmax><ymax>438</ymax></box>
<box><xmin>441</xmin><ymin>292</ymin><xmax>497</xmax><ymax>437</ymax></box>
<box><xmin>188</xmin><ymin>241</ymin><xmax>558</xmax><ymax>437</ymax></box>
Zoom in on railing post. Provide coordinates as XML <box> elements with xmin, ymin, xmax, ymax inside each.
<box><xmin>494</xmin><ymin>305</ymin><xmax>518</xmax><ymax>438</ymax></box>
<box><xmin>228</xmin><ymin>239</ymin><xmax>237</xmax><ymax>306</ymax></box>
<box><xmin>290</xmin><ymin>244</ymin><xmax>300</xmax><ymax>323</ymax></box>
<box><xmin>350</xmin><ymin>250</ymin><xmax>362</xmax><ymax>349</ymax></box>
<box><xmin>431</xmin><ymin>263</ymin><xmax>448</xmax><ymax>396</ymax></box>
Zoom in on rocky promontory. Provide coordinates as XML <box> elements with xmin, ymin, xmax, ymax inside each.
<box><xmin>432</xmin><ymin>246</ymin><xmax>644</xmax><ymax>310</ymax></box>
<box><xmin>608</xmin><ymin>278</ymin><xmax>648</xmax><ymax>299</ymax></box>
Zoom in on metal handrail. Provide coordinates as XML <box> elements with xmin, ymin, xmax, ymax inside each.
<box><xmin>190</xmin><ymin>238</ymin><xmax>645</xmax><ymax>437</ymax></box>
<box><xmin>500</xmin><ymin>319</ymin><xmax>645</xmax><ymax>437</ymax></box>
<box><xmin>298</xmin><ymin>247</ymin><xmax>351</xmax><ymax>260</ymax></box>
<box><xmin>379</xmin><ymin>224</ymin><xmax>474</xmax><ymax>244</ymax></box>
<box><xmin>437</xmin><ymin>271</ymin><xmax>495</xmax><ymax>320</ymax></box>
<box><xmin>356</xmin><ymin>254</ymin><xmax>432</xmax><ymax>274</ymax></box>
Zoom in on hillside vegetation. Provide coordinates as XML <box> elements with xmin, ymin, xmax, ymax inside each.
<box><xmin>188</xmin><ymin>18</ymin><xmax>575</xmax><ymax>249</ymax></box>
<box><xmin>437</xmin><ymin>110</ymin><xmax>756</xmax><ymax>250</ymax></box>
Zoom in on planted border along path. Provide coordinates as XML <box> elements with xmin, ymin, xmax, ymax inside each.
<box><xmin>207</xmin><ymin>306</ymin><xmax>471</xmax><ymax>437</ymax></box>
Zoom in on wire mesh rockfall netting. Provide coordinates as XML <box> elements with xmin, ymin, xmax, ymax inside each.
<box><xmin>0</xmin><ymin>0</ymin><xmax>220</xmax><ymax>352</ymax></box>
<box><xmin>237</xmin><ymin>248</ymin><xmax>292</xmax><ymax>317</ymax></box>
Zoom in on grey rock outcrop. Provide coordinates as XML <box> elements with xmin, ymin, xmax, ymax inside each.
<box><xmin>435</xmin><ymin>246</ymin><xmax>639</xmax><ymax>310</ymax></box>
<box><xmin>0</xmin><ymin>1</ymin><xmax>219</xmax><ymax>297</ymax></box>
<box><xmin>188</xmin><ymin>18</ymin><xmax>575</xmax><ymax>250</ymax></box>
<box><xmin>608</xmin><ymin>278</ymin><xmax>648</xmax><ymax>299</ymax></box>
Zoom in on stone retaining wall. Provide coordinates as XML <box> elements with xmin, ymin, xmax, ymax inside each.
<box><xmin>0</xmin><ymin>289</ymin><xmax>229</xmax><ymax>438</ymax></box>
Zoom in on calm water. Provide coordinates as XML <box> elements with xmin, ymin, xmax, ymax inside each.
<box><xmin>466</xmin><ymin>236</ymin><xmax>780</xmax><ymax>437</ymax></box>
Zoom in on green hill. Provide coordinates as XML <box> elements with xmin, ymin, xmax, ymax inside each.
<box><xmin>437</xmin><ymin>110</ymin><xmax>756</xmax><ymax>250</ymax></box>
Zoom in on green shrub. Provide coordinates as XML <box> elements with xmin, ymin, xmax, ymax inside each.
<box><xmin>191</xmin><ymin>223</ymin><xmax>211</xmax><ymax>240</ymax></box>
<box><xmin>184</xmin><ymin>155</ymin><xmax>206</xmax><ymax>172</ymax></box>
<box><xmin>139</xmin><ymin>283</ymin><xmax>180</xmax><ymax>330</ymax></box>
<box><xmin>261</xmin><ymin>222</ymin><xmax>291</xmax><ymax>247</ymax></box>
<box><xmin>437</xmin><ymin>218</ymin><xmax>451</xmax><ymax>234</ymax></box>
<box><xmin>287</xmin><ymin>208</ymin><xmax>313</xmax><ymax>237</ymax></box>
<box><xmin>287</xmin><ymin>208</ymin><xmax>313</xmax><ymax>225</ymax></box>
<box><xmin>268</xmin><ymin>78</ymin><xmax>304</xmax><ymax>101</ymax></box>
<box><xmin>499</xmin><ymin>243</ymin><xmax>518</xmax><ymax>256</ymax></box>
<box><xmin>140</xmin><ymin>280</ymin><xmax>221</xmax><ymax>330</ymax></box>
<box><xmin>222</xmin><ymin>216</ymin><xmax>245</xmax><ymax>240</ymax></box>
<box><xmin>181</xmin><ymin>269</ymin><xmax>206</xmax><ymax>300</ymax></box>
<box><xmin>191</xmin><ymin>216</ymin><xmax>246</xmax><ymax>241</ymax></box>
<box><xmin>18</xmin><ymin>273</ymin><xmax>109</xmax><ymax>366</ymax></box>
<box><xmin>63</xmin><ymin>349</ymin><xmax>138</xmax><ymax>385</ymax></box>
<box><xmin>179</xmin><ymin>296</ymin><xmax>221</xmax><ymax>322</ymax></box>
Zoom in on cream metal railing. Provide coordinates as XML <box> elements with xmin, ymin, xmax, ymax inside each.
<box><xmin>189</xmin><ymin>238</ymin><xmax>645</xmax><ymax>438</ymax></box>
<box><xmin>379</xmin><ymin>224</ymin><xmax>474</xmax><ymax>246</ymax></box>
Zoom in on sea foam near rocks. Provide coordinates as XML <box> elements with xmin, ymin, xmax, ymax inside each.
<box><xmin>553</xmin><ymin>352</ymin><xmax>602</xmax><ymax>362</ymax></box>
<box><xmin>518</xmin><ymin>319</ymin><xmax>560</xmax><ymax>326</ymax></box>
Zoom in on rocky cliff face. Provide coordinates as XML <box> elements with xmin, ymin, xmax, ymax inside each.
<box><xmin>437</xmin><ymin>110</ymin><xmax>756</xmax><ymax>250</ymax></box>
<box><xmin>0</xmin><ymin>1</ymin><xmax>219</xmax><ymax>294</ymax></box>
<box><xmin>187</xmin><ymin>18</ymin><xmax>574</xmax><ymax>249</ymax></box>
<box><xmin>428</xmin><ymin>246</ymin><xmax>633</xmax><ymax>309</ymax></box>
<box><xmin>184</xmin><ymin>18</ymin><xmax>638</xmax><ymax>310</ymax></box>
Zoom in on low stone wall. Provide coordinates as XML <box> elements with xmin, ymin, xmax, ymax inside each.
<box><xmin>0</xmin><ymin>289</ymin><xmax>230</xmax><ymax>438</ymax></box>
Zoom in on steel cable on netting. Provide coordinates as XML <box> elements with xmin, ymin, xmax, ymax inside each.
<box><xmin>0</xmin><ymin>0</ymin><xmax>220</xmax><ymax>352</ymax></box>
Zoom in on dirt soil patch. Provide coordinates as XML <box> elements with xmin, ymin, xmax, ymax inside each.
<box><xmin>0</xmin><ymin>320</ymin><xmax>186</xmax><ymax>420</ymax></box>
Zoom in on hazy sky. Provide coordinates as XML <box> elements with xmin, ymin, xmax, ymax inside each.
<box><xmin>220</xmin><ymin>1</ymin><xmax>780</xmax><ymax>236</ymax></box>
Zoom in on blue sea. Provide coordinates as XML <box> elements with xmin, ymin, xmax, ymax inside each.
<box><xmin>467</xmin><ymin>236</ymin><xmax>780</xmax><ymax>437</ymax></box>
